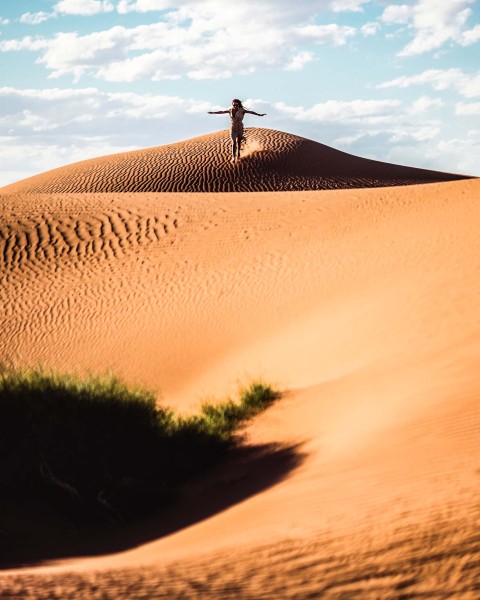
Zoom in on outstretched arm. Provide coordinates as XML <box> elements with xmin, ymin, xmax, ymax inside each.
<box><xmin>207</xmin><ymin>110</ymin><xmax>229</xmax><ymax>114</ymax></box>
<box><xmin>245</xmin><ymin>110</ymin><xmax>266</xmax><ymax>116</ymax></box>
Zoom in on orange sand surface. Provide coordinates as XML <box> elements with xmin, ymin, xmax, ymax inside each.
<box><xmin>0</xmin><ymin>131</ymin><xmax>479</xmax><ymax>597</ymax></box>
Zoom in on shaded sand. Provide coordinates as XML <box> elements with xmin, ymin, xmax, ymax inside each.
<box><xmin>1</xmin><ymin>128</ymin><xmax>468</xmax><ymax>194</ymax></box>
<box><xmin>0</xmin><ymin>131</ymin><xmax>479</xmax><ymax>597</ymax></box>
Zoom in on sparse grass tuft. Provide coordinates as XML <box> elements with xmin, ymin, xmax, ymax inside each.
<box><xmin>0</xmin><ymin>367</ymin><xmax>278</xmax><ymax>524</ymax></box>
<box><xmin>199</xmin><ymin>381</ymin><xmax>279</xmax><ymax>440</ymax></box>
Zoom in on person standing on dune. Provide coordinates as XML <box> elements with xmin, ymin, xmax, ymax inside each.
<box><xmin>208</xmin><ymin>99</ymin><xmax>266</xmax><ymax>162</ymax></box>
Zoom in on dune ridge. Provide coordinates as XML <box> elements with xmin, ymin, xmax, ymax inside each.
<box><xmin>1</xmin><ymin>128</ymin><xmax>469</xmax><ymax>195</ymax></box>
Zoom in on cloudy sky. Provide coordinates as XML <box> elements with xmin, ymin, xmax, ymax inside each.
<box><xmin>1</xmin><ymin>0</ymin><xmax>479</xmax><ymax>186</ymax></box>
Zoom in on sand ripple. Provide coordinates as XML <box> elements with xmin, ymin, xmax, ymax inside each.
<box><xmin>0</xmin><ymin>206</ymin><xmax>177</xmax><ymax>270</ymax></box>
<box><xmin>0</xmin><ymin>194</ymin><xmax>182</xmax><ymax>372</ymax></box>
<box><xmin>2</xmin><ymin>515</ymin><xmax>479</xmax><ymax>598</ymax></box>
<box><xmin>1</xmin><ymin>129</ymin><xmax>468</xmax><ymax>194</ymax></box>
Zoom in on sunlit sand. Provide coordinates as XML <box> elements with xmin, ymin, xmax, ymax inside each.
<box><xmin>1</xmin><ymin>130</ymin><xmax>478</xmax><ymax>597</ymax></box>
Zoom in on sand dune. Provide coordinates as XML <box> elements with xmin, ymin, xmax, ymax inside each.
<box><xmin>1</xmin><ymin>128</ymin><xmax>468</xmax><ymax>195</ymax></box>
<box><xmin>0</xmin><ymin>132</ymin><xmax>479</xmax><ymax>597</ymax></box>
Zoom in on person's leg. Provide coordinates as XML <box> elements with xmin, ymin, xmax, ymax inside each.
<box><xmin>237</xmin><ymin>125</ymin><xmax>244</xmax><ymax>158</ymax></box>
<box><xmin>230</xmin><ymin>130</ymin><xmax>237</xmax><ymax>161</ymax></box>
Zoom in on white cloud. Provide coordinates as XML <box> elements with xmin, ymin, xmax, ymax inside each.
<box><xmin>296</xmin><ymin>24</ymin><xmax>356</xmax><ymax>46</ymax></box>
<box><xmin>19</xmin><ymin>12</ymin><xmax>53</xmax><ymax>25</ymax></box>
<box><xmin>19</xmin><ymin>110</ymin><xmax>59</xmax><ymax>132</ymax></box>
<box><xmin>398</xmin><ymin>0</ymin><xmax>477</xmax><ymax>57</ymax></box>
<box><xmin>0</xmin><ymin>36</ymin><xmax>49</xmax><ymax>52</ymax></box>
<box><xmin>459</xmin><ymin>24</ymin><xmax>480</xmax><ymax>46</ymax></box>
<box><xmin>379</xmin><ymin>69</ymin><xmax>462</xmax><ymax>90</ymax></box>
<box><xmin>434</xmin><ymin>135</ymin><xmax>480</xmax><ymax>175</ymax></box>
<box><xmin>389</xmin><ymin>125</ymin><xmax>440</xmax><ymax>142</ymax></box>
<box><xmin>409</xmin><ymin>95</ymin><xmax>444</xmax><ymax>113</ymax></box>
<box><xmin>115</xmin><ymin>1</ymin><xmax>362</xmax><ymax>17</ymax></box>
<box><xmin>378</xmin><ymin>68</ymin><xmax>480</xmax><ymax>98</ymax></box>
<box><xmin>103</xmin><ymin>91</ymin><xmax>187</xmax><ymax>118</ymax></box>
<box><xmin>54</xmin><ymin>0</ymin><xmax>115</xmax><ymax>16</ymax></box>
<box><xmin>380</xmin><ymin>5</ymin><xmax>412</xmax><ymax>25</ymax></box>
<box><xmin>361</xmin><ymin>22</ymin><xmax>380</xmax><ymax>36</ymax></box>
<box><xmin>0</xmin><ymin>86</ymin><xmax>196</xmax><ymax>126</ymax></box>
<box><xmin>459</xmin><ymin>74</ymin><xmax>480</xmax><ymax>98</ymax></box>
<box><xmin>98</xmin><ymin>49</ymin><xmax>181</xmax><ymax>82</ymax></box>
<box><xmin>40</xmin><ymin>28</ymin><xmax>134</xmax><ymax>81</ymax></box>
<box><xmin>275</xmin><ymin>98</ymin><xmax>402</xmax><ymax>123</ymax></box>
<box><xmin>16</xmin><ymin>1</ymin><xmax>115</xmax><ymax>24</ymax></box>
<box><xmin>0</xmin><ymin>140</ymin><xmax>141</xmax><ymax>187</ymax></box>
<box><xmin>329</xmin><ymin>0</ymin><xmax>370</xmax><ymax>12</ymax></box>
<box><xmin>455</xmin><ymin>101</ymin><xmax>480</xmax><ymax>115</ymax></box>
<box><xmin>0</xmin><ymin>17</ymin><xmax>9</xmax><ymax>25</ymax></box>
<box><xmin>117</xmin><ymin>0</ymin><xmax>172</xmax><ymax>13</ymax></box>
<box><xmin>284</xmin><ymin>51</ymin><xmax>314</xmax><ymax>71</ymax></box>
<box><xmin>0</xmin><ymin>4</ymin><xmax>358</xmax><ymax>82</ymax></box>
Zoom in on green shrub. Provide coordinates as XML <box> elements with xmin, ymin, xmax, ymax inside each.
<box><xmin>199</xmin><ymin>381</ymin><xmax>278</xmax><ymax>440</ymax></box>
<box><xmin>0</xmin><ymin>367</ymin><xmax>278</xmax><ymax>524</ymax></box>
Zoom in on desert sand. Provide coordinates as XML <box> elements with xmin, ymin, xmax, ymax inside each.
<box><xmin>0</xmin><ymin>129</ymin><xmax>479</xmax><ymax>598</ymax></box>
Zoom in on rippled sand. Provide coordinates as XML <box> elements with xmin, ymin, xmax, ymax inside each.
<box><xmin>0</xmin><ymin>131</ymin><xmax>478</xmax><ymax>598</ymax></box>
<box><xmin>1</xmin><ymin>128</ymin><xmax>466</xmax><ymax>194</ymax></box>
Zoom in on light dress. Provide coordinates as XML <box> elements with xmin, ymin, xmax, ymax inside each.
<box><xmin>229</xmin><ymin>107</ymin><xmax>245</xmax><ymax>140</ymax></box>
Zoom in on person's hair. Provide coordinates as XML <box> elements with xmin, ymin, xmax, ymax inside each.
<box><xmin>232</xmin><ymin>98</ymin><xmax>244</xmax><ymax>109</ymax></box>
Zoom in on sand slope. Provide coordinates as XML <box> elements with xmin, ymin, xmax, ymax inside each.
<box><xmin>0</xmin><ymin>132</ymin><xmax>479</xmax><ymax>597</ymax></box>
<box><xmin>1</xmin><ymin>128</ymin><xmax>468</xmax><ymax>194</ymax></box>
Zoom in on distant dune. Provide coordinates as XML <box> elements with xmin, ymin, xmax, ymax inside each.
<box><xmin>0</xmin><ymin>131</ymin><xmax>479</xmax><ymax>597</ymax></box>
<box><xmin>1</xmin><ymin>128</ymin><xmax>469</xmax><ymax>194</ymax></box>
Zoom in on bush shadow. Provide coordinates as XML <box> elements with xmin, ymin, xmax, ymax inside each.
<box><xmin>1</xmin><ymin>440</ymin><xmax>306</xmax><ymax>568</ymax></box>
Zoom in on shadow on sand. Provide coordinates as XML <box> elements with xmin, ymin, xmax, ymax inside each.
<box><xmin>1</xmin><ymin>441</ymin><xmax>305</xmax><ymax>569</ymax></box>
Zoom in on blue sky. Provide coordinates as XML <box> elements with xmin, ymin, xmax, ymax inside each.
<box><xmin>1</xmin><ymin>0</ymin><xmax>479</xmax><ymax>186</ymax></box>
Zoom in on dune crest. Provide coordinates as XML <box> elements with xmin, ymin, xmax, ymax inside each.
<box><xmin>1</xmin><ymin>128</ymin><xmax>469</xmax><ymax>194</ymax></box>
